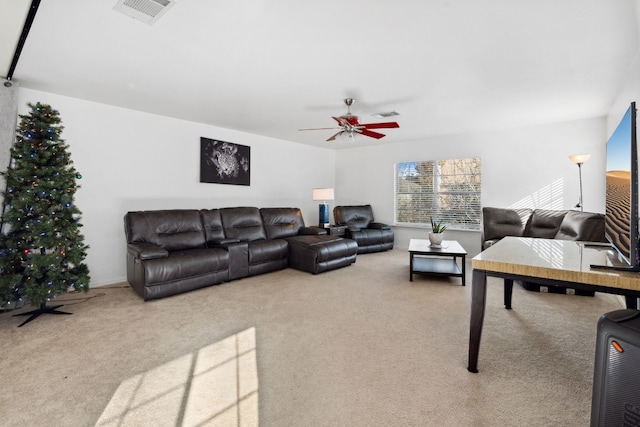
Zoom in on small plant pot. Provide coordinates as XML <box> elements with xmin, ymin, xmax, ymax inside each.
<box><xmin>429</xmin><ymin>232</ymin><xmax>444</xmax><ymax>246</ymax></box>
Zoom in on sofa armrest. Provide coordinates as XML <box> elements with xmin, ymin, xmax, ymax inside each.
<box><xmin>223</xmin><ymin>241</ymin><xmax>249</xmax><ymax>280</ymax></box>
<box><xmin>299</xmin><ymin>226</ymin><xmax>328</xmax><ymax>236</ymax></box>
<box><xmin>369</xmin><ymin>222</ymin><xmax>391</xmax><ymax>230</ymax></box>
<box><xmin>209</xmin><ymin>238</ymin><xmax>241</xmax><ymax>247</ymax></box>
<box><xmin>127</xmin><ymin>243</ymin><xmax>168</xmax><ymax>260</ymax></box>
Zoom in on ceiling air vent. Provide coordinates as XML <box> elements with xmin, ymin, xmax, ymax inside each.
<box><xmin>113</xmin><ymin>0</ymin><xmax>175</xmax><ymax>25</ymax></box>
<box><xmin>372</xmin><ymin>111</ymin><xmax>400</xmax><ymax>119</ymax></box>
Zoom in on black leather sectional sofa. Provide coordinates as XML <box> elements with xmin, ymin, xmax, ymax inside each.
<box><xmin>124</xmin><ymin>207</ymin><xmax>358</xmax><ymax>300</ymax></box>
<box><xmin>481</xmin><ymin>207</ymin><xmax>607</xmax><ymax>250</ymax></box>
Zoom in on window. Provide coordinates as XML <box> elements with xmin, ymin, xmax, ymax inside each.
<box><xmin>395</xmin><ymin>157</ymin><xmax>481</xmax><ymax>230</ymax></box>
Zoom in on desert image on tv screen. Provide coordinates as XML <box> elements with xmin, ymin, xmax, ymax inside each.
<box><xmin>605</xmin><ymin>106</ymin><xmax>633</xmax><ymax>261</ymax></box>
<box><xmin>606</xmin><ymin>170</ymin><xmax>631</xmax><ymax>260</ymax></box>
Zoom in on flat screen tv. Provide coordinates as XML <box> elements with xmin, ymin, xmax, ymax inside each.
<box><xmin>601</xmin><ymin>101</ymin><xmax>640</xmax><ymax>270</ymax></box>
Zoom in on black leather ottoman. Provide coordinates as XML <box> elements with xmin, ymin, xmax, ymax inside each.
<box><xmin>285</xmin><ymin>235</ymin><xmax>358</xmax><ymax>274</ymax></box>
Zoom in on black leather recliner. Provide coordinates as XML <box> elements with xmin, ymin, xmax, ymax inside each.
<box><xmin>124</xmin><ymin>209</ymin><xmax>230</xmax><ymax>301</ymax></box>
<box><xmin>333</xmin><ymin>205</ymin><xmax>394</xmax><ymax>253</ymax></box>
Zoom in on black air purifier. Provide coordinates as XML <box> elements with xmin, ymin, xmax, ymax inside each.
<box><xmin>591</xmin><ymin>309</ymin><xmax>640</xmax><ymax>426</ymax></box>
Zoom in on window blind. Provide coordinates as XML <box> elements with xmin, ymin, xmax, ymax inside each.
<box><xmin>395</xmin><ymin>157</ymin><xmax>481</xmax><ymax>230</ymax></box>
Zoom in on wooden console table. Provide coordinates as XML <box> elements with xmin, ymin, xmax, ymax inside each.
<box><xmin>468</xmin><ymin>236</ymin><xmax>640</xmax><ymax>373</ymax></box>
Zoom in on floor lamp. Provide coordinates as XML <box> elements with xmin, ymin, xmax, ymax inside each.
<box><xmin>312</xmin><ymin>188</ymin><xmax>334</xmax><ymax>228</ymax></box>
<box><xmin>569</xmin><ymin>154</ymin><xmax>590</xmax><ymax>211</ymax></box>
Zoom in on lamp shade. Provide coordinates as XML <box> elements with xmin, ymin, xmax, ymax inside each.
<box><xmin>312</xmin><ymin>188</ymin><xmax>334</xmax><ymax>201</ymax></box>
<box><xmin>569</xmin><ymin>154</ymin><xmax>591</xmax><ymax>164</ymax></box>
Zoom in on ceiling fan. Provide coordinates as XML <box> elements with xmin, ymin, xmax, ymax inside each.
<box><xmin>299</xmin><ymin>98</ymin><xmax>399</xmax><ymax>141</ymax></box>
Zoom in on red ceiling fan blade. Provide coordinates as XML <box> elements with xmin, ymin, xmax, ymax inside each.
<box><xmin>361</xmin><ymin>121</ymin><xmax>399</xmax><ymax>130</ymax></box>
<box><xmin>359</xmin><ymin>129</ymin><xmax>386</xmax><ymax>139</ymax></box>
<box><xmin>332</xmin><ymin>116</ymin><xmax>354</xmax><ymax>127</ymax></box>
<box><xmin>343</xmin><ymin>115</ymin><xmax>360</xmax><ymax>126</ymax></box>
<box><xmin>326</xmin><ymin>131</ymin><xmax>344</xmax><ymax>141</ymax></box>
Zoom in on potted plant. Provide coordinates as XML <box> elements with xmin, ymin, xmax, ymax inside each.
<box><xmin>429</xmin><ymin>216</ymin><xmax>447</xmax><ymax>246</ymax></box>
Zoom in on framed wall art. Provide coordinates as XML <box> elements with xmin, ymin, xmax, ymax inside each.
<box><xmin>200</xmin><ymin>137</ymin><xmax>250</xmax><ymax>186</ymax></box>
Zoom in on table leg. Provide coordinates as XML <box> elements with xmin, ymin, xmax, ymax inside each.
<box><xmin>409</xmin><ymin>252</ymin><xmax>414</xmax><ymax>282</ymax></box>
<box><xmin>625</xmin><ymin>295</ymin><xmax>639</xmax><ymax>310</ymax></box>
<box><xmin>461</xmin><ymin>255</ymin><xmax>466</xmax><ymax>286</ymax></box>
<box><xmin>504</xmin><ymin>279</ymin><xmax>513</xmax><ymax>309</ymax></box>
<box><xmin>468</xmin><ymin>269</ymin><xmax>487</xmax><ymax>373</ymax></box>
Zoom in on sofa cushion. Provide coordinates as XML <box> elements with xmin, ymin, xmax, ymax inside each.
<box><xmin>286</xmin><ymin>234</ymin><xmax>345</xmax><ymax>257</ymax></box>
<box><xmin>286</xmin><ymin>235</ymin><xmax>358</xmax><ymax>273</ymax></box>
<box><xmin>524</xmin><ymin>209</ymin><xmax>567</xmax><ymax>238</ymax></box>
<box><xmin>248</xmin><ymin>239</ymin><xmax>289</xmax><ymax>264</ymax></box>
<box><xmin>555</xmin><ymin>210</ymin><xmax>607</xmax><ymax>242</ymax></box>
<box><xmin>482</xmin><ymin>207</ymin><xmax>532</xmax><ymax>242</ymax></box>
<box><xmin>260</xmin><ymin>207</ymin><xmax>305</xmax><ymax>239</ymax></box>
<box><xmin>125</xmin><ymin>210</ymin><xmax>206</xmax><ymax>251</ymax></box>
<box><xmin>347</xmin><ymin>228</ymin><xmax>395</xmax><ymax>254</ymax></box>
<box><xmin>220</xmin><ymin>207</ymin><xmax>267</xmax><ymax>241</ymax></box>
<box><xmin>143</xmin><ymin>248</ymin><xmax>229</xmax><ymax>285</ymax></box>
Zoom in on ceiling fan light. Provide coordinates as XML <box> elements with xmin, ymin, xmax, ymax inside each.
<box><xmin>339</xmin><ymin>131</ymin><xmax>356</xmax><ymax>142</ymax></box>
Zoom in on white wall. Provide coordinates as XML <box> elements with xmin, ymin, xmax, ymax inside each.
<box><xmin>335</xmin><ymin>117</ymin><xmax>607</xmax><ymax>257</ymax></box>
<box><xmin>608</xmin><ymin>2</ymin><xmax>640</xmax><ymax>131</ymax></box>
<box><xmin>609</xmin><ymin>53</ymin><xmax>640</xmax><ymax>131</ymax></box>
<box><xmin>17</xmin><ymin>88</ymin><xmax>336</xmax><ymax>286</ymax></box>
<box><xmin>12</xmin><ymin>87</ymin><xmax>614</xmax><ymax>285</ymax></box>
<box><xmin>0</xmin><ymin>82</ymin><xmax>19</xmax><ymax>213</ymax></box>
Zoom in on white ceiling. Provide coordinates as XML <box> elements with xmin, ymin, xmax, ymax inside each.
<box><xmin>0</xmin><ymin>0</ymin><xmax>31</xmax><ymax>76</ymax></box>
<box><xmin>2</xmin><ymin>0</ymin><xmax>639</xmax><ymax>148</ymax></box>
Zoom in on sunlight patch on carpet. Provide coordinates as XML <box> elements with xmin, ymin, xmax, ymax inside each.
<box><xmin>95</xmin><ymin>327</ymin><xmax>258</xmax><ymax>426</ymax></box>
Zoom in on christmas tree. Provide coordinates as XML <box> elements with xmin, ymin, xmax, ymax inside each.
<box><xmin>0</xmin><ymin>102</ymin><xmax>90</xmax><ymax>326</ymax></box>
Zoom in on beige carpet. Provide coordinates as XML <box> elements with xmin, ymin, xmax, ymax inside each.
<box><xmin>0</xmin><ymin>248</ymin><xmax>624</xmax><ymax>426</ymax></box>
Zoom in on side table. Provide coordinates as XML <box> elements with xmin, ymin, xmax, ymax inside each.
<box><xmin>408</xmin><ymin>239</ymin><xmax>467</xmax><ymax>285</ymax></box>
<box><xmin>325</xmin><ymin>225</ymin><xmax>347</xmax><ymax>237</ymax></box>
<box><xmin>308</xmin><ymin>225</ymin><xmax>348</xmax><ymax>237</ymax></box>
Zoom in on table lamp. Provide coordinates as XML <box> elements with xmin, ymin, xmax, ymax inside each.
<box><xmin>312</xmin><ymin>188</ymin><xmax>334</xmax><ymax>228</ymax></box>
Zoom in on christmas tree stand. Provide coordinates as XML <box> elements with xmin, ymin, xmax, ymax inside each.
<box><xmin>14</xmin><ymin>302</ymin><xmax>72</xmax><ymax>327</ymax></box>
